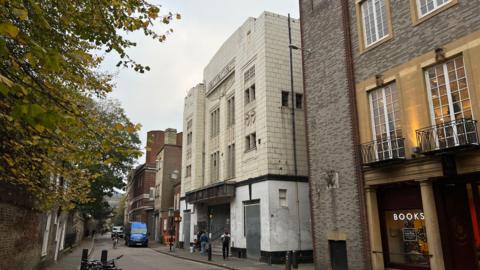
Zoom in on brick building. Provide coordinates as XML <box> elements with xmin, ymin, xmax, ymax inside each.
<box><xmin>179</xmin><ymin>11</ymin><xmax>312</xmax><ymax>263</ymax></box>
<box><xmin>300</xmin><ymin>0</ymin><xmax>480</xmax><ymax>269</ymax></box>
<box><xmin>153</xmin><ymin>128</ymin><xmax>182</xmax><ymax>243</ymax></box>
<box><xmin>126</xmin><ymin>130</ymin><xmax>165</xmax><ymax>237</ymax></box>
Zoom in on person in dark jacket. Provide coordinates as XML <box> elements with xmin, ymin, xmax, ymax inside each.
<box><xmin>220</xmin><ymin>231</ymin><xmax>231</xmax><ymax>260</ymax></box>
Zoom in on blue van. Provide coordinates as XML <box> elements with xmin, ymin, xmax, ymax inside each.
<box><xmin>125</xmin><ymin>222</ymin><xmax>148</xmax><ymax>247</ymax></box>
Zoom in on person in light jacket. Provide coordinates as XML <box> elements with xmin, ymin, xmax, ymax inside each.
<box><xmin>200</xmin><ymin>232</ymin><xmax>209</xmax><ymax>256</ymax></box>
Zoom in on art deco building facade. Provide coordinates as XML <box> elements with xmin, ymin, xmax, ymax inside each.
<box><xmin>179</xmin><ymin>11</ymin><xmax>312</xmax><ymax>263</ymax></box>
<box><xmin>300</xmin><ymin>0</ymin><xmax>480</xmax><ymax>269</ymax></box>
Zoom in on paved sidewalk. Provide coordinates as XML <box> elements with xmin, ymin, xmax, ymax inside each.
<box><xmin>43</xmin><ymin>236</ymin><xmax>95</xmax><ymax>270</ymax></box>
<box><xmin>150</xmin><ymin>243</ymin><xmax>314</xmax><ymax>270</ymax></box>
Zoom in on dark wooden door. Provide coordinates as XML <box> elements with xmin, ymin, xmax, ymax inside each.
<box><xmin>437</xmin><ymin>182</ymin><xmax>477</xmax><ymax>270</ymax></box>
<box><xmin>329</xmin><ymin>240</ymin><xmax>348</xmax><ymax>270</ymax></box>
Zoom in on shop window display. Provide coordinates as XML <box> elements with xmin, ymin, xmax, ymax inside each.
<box><xmin>384</xmin><ymin>209</ymin><xmax>429</xmax><ymax>266</ymax></box>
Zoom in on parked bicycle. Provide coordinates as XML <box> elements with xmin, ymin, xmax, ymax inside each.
<box><xmin>81</xmin><ymin>255</ymin><xmax>123</xmax><ymax>270</ymax></box>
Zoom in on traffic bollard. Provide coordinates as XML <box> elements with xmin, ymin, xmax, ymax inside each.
<box><xmin>285</xmin><ymin>251</ymin><xmax>292</xmax><ymax>270</ymax></box>
<box><xmin>292</xmin><ymin>250</ymin><xmax>298</xmax><ymax>269</ymax></box>
<box><xmin>101</xmin><ymin>250</ymin><xmax>108</xmax><ymax>265</ymax></box>
<box><xmin>80</xmin><ymin>249</ymin><xmax>88</xmax><ymax>270</ymax></box>
<box><xmin>207</xmin><ymin>243</ymin><xmax>212</xmax><ymax>261</ymax></box>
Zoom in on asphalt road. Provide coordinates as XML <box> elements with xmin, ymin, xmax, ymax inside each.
<box><xmin>90</xmin><ymin>235</ymin><xmax>222</xmax><ymax>270</ymax></box>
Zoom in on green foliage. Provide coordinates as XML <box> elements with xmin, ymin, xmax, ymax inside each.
<box><xmin>0</xmin><ymin>0</ymin><xmax>179</xmax><ymax>210</ymax></box>
<box><xmin>112</xmin><ymin>194</ymin><xmax>126</xmax><ymax>226</ymax></box>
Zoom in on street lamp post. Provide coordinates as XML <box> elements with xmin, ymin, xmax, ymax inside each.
<box><xmin>288</xmin><ymin>14</ymin><xmax>302</xmax><ymax>269</ymax></box>
<box><xmin>168</xmin><ymin>208</ymin><xmax>174</xmax><ymax>251</ymax></box>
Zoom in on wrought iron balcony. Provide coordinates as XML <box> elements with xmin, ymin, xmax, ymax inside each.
<box><xmin>416</xmin><ymin>118</ymin><xmax>479</xmax><ymax>154</ymax></box>
<box><xmin>361</xmin><ymin>137</ymin><xmax>406</xmax><ymax>165</ymax></box>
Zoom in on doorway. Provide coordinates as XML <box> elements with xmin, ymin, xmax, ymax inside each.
<box><xmin>436</xmin><ymin>180</ymin><xmax>480</xmax><ymax>270</ymax></box>
<box><xmin>207</xmin><ymin>204</ymin><xmax>230</xmax><ymax>240</ymax></box>
<box><xmin>183</xmin><ymin>211</ymin><xmax>191</xmax><ymax>249</ymax></box>
<box><xmin>244</xmin><ymin>202</ymin><xmax>261</xmax><ymax>260</ymax></box>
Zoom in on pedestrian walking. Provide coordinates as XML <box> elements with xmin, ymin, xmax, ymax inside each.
<box><xmin>200</xmin><ymin>231</ymin><xmax>208</xmax><ymax>256</ymax></box>
<box><xmin>221</xmin><ymin>231</ymin><xmax>230</xmax><ymax>260</ymax></box>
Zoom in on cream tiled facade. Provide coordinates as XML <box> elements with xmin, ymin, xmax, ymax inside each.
<box><xmin>179</xmin><ymin>12</ymin><xmax>312</xmax><ymax>262</ymax></box>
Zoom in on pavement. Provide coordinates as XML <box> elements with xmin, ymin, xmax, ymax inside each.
<box><xmin>43</xmin><ymin>235</ymin><xmax>95</xmax><ymax>270</ymax></box>
<box><xmin>46</xmin><ymin>233</ymin><xmax>314</xmax><ymax>270</ymax></box>
<box><xmin>149</xmin><ymin>243</ymin><xmax>315</xmax><ymax>270</ymax></box>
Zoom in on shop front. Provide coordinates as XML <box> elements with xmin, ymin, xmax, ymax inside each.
<box><xmin>435</xmin><ymin>176</ymin><xmax>480</xmax><ymax>270</ymax></box>
<box><xmin>377</xmin><ymin>184</ymin><xmax>430</xmax><ymax>270</ymax></box>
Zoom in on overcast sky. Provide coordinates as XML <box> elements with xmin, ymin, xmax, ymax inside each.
<box><xmin>103</xmin><ymin>0</ymin><xmax>299</xmax><ymax>164</ymax></box>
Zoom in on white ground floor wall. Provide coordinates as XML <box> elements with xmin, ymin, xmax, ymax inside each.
<box><xmin>179</xmin><ymin>180</ymin><xmax>312</xmax><ymax>252</ymax></box>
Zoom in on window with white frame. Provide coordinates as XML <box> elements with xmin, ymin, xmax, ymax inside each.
<box><xmin>361</xmin><ymin>0</ymin><xmax>389</xmax><ymax>47</ymax></box>
<box><xmin>369</xmin><ymin>83</ymin><xmax>403</xmax><ymax>160</ymax></box>
<box><xmin>425</xmin><ymin>55</ymin><xmax>474</xmax><ymax>147</ymax></box>
<box><xmin>417</xmin><ymin>0</ymin><xmax>451</xmax><ymax>17</ymax></box>
<box><xmin>279</xmin><ymin>189</ymin><xmax>287</xmax><ymax>207</ymax></box>
<box><xmin>186</xmin><ymin>165</ymin><xmax>191</xmax><ymax>177</ymax></box>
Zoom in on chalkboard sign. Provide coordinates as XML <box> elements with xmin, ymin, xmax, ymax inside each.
<box><xmin>402</xmin><ymin>228</ymin><xmax>417</xmax><ymax>241</ymax></box>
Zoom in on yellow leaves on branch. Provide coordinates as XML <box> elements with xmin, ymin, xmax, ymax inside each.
<box><xmin>0</xmin><ymin>22</ymin><xmax>19</xmax><ymax>38</ymax></box>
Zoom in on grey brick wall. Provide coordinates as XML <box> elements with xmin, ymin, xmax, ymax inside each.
<box><xmin>299</xmin><ymin>0</ymin><xmax>367</xmax><ymax>269</ymax></box>
<box><xmin>349</xmin><ymin>0</ymin><xmax>480</xmax><ymax>82</ymax></box>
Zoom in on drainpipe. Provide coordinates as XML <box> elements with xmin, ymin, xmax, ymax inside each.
<box><xmin>339</xmin><ymin>0</ymin><xmax>372</xmax><ymax>269</ymax></box>
<box><xmin>288</xmin><ymin>13</ymin><xmax>302</xmax><ymax>257</ymax></box>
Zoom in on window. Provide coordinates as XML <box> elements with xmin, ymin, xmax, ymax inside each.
<box><xmin>426</xmin><ymin>56</ymin><xmax>472</xmax><ymax>124</ymax></box>
<box><xmin>227</xmin><ymin>144</ymin><xmax>236</xmax><ymax>179</ymax></box>
<box><xmin>245</xmin><ymin>84</ymin><xmax>256</xmax><ymax>105</ymax></box>
<box><xmin>379</xmin><ymin>186</ymin><xmax>429</xmax><ymax>268</ymax></box>
<box><xmin>227</xmin><ymin>96</ymin><xmax>235</xmax><ymax>127</ymax></box>
<box><xmin>186</xmin><ymin>165</ymin><xmax>191</xmax><ymax>177</ymax></box>
<box><xmin>425</xmin><ymin>55</ymin><xmax>474</xmax><ymax>147</ymax></box>
<box><xmin>155</xmin><ymin>185</ymin><xmax>160</xmax><ymax>198</ymax></box>
<box><xmin>295</xmin><ymin>93</ymin><xmax>303</xmax><ymax>109</ymax></box>
<box><xmin>244</xmin><ymin>66</ymin><xmax>255</xmax><ymax>83</ymax></box>
<box><xmin>360</xmin><ymin>0</ymin><xmax>389</xmax><ymax>47</ymax></box>
<box><xmin>282</xmin><ymin>91</ymin><xmax>289</xmax><ymax>107</ymax></box>
<box><xmin>210</xmin><ymin>108</ymin><xmax>220</xmax><ymax>137</ymax></box>
<box><xmin>279</xmin><ymin>189</ymin><xmax>287</xmax><ymax>207</ymax></box>
<box><xmin>417</xmin><ymin>0</ymin><xmax>451</xmax><ymax>17</ymax></box>
<box><xmin>210</xmin><ymin>151</ymin><xmax>220</xmax><ymax>182</ymax></box>
<box><xmin>187</xmin><ymin>132</ymin><xmax>192</xmax><ymax>145</ymax></box>
<box><xmin>369</xmin><ymin>83</ymin><xmax>404</xmax><ymax>160</ymax></box>
<box><xmin>245</xmin><ymin>133</ymin><xmax>257</xmax><ymax>151</ymax></box>
<box><xmin>187</xmin><ymin>119</ymin><xmax>192</xmax><ymax>130</ymax></box>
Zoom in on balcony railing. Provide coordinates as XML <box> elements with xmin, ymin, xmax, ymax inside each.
<box><xmin>416</xmin><ymin>118</ymin><xmax>479</xmax><ymax>154</ymax></box>
<box><xmin>361</xmin><ymin>137</ymin><xmax>406</xmax><ymax>165</ymax></box>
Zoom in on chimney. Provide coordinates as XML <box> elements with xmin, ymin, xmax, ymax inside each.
<box><xmin>145</xmin><ymin>130</ymin><xmax>165</xmax><ymax>164</ymax></box>
<box><xmin>164</xmin><ymin>128</ymin><xmax>178</xmax><ymax>145</ymax></box>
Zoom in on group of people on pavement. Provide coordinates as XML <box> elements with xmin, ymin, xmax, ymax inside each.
<box><xmin>194</xmin><ymin>230</ymin><xmax>231</xmax><ymax>260</ymax></box>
